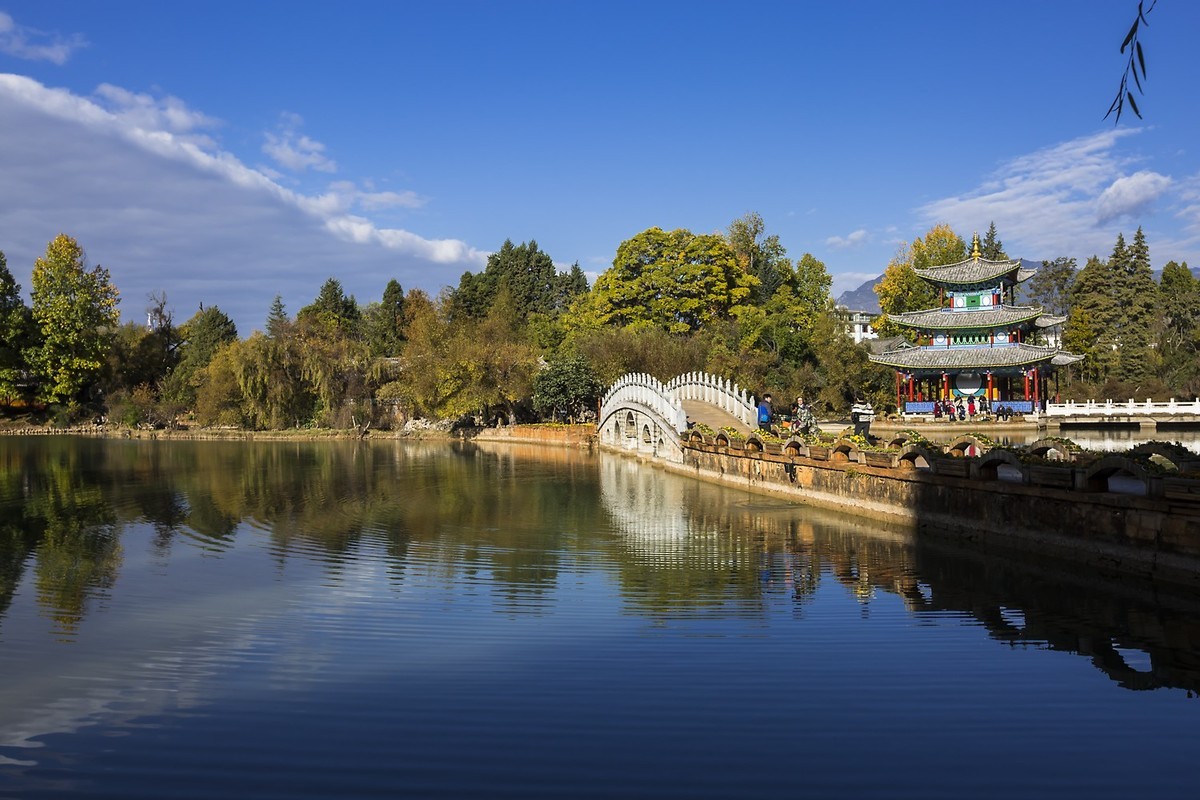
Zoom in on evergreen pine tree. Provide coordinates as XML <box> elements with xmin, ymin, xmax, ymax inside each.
<box><xmin>0</xmin><ymin>250</ymin><xmax>35</xmax><ymax>402</ymax></box>
<box><xmin>1114</xmin><ymin>227</ymin><xmax>1159</xmax><ymax>384</ymax></box>
<box><xmin>980</xmin><ymin>221</ymin><xmax>1006</xmax><ymax>260</ymax></box>
<box><xmin>266</xmin><ymin>295</ymin><xmax>290</xmax><ymax>339</ymax></box>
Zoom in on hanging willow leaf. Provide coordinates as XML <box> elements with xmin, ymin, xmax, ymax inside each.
<box><xmin>1120</xmin><ymin>19</ymin><xmax>1139</xmax><ymax>52</ymax></box>
<box><xmin>1107</xmin><ymin>0</ymin><xmax>1155</xmax><ymax>123</ymax></box>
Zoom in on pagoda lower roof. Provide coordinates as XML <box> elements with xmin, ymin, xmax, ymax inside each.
<box><xmin>914</xmin><ymin>256</ymin><xmax>1034</xmax><ymax>287</ymax></box>
<box><xmin>868</xmin><ymin>342</ymin><xmax>1078</xmax><ymax>371</ymax></box>
<box><xmin>888</xmin><ymin>304</ymin><xmax>1048</xmax><ymax>330</ymax></box>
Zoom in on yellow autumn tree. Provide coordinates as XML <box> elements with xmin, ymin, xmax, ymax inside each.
<box><xmin>28</xmin><ymin>234</ymin><xmax>121</xmax><ymax>405</ymax></box>
<box><xmin>872</xmin><ymin>223</ymin><xmax>965</xmax><ymax>339</ymax></box>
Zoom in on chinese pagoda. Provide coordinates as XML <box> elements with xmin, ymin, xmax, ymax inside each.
<box><xmin>868</xmin><ymin>236</ymin><xmax>1082</xmax><ymax>415</ymax></box>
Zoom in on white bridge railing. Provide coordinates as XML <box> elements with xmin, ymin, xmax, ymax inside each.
<box><xmin>600</xmin><ymin>371</ymin><xmax>758</xmax><ymax>434</ymax></box>
<box><xmin>1046</xmin><ymin>398</ymin><xmax>1200</xmax><ymax>417</ymax></box>
<box><xmin>600</xmin><ymin>373</ymin><xmax>688</xmax><ymax>433</ymax></box>
<box><xmin>666</xmin><ymin>372</ymin><xmax>757</xmax><ymax>429</ymax></box>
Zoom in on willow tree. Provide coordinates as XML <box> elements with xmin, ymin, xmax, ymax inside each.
<box><xmin>28</xmin><ymin>234</ymin><xmax>121</xmax><ymax>405</ymax></box>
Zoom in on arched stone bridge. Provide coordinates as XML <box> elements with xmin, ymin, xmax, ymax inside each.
<box><xmin>598</xmin><ymin>372</ymin><xmax>758</xmax><ymax>463</ymax></box>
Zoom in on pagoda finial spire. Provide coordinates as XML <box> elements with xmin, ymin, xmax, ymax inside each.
<box><xmin>971</xmin><ymin>232</ymin><xmax>981</xmax><ymax>259</ymax></box>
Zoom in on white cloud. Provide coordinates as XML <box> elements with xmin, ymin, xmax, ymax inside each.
<box><xmin>825</xmin><ymin>229</ymin><xmax>868</xmax><ymax>249</ymax></box>
<box><xmin>263</xmin><ymin>112</ymin><xmax>337</xmax><ymax>173</ymax></box>
<box><xmin>0</xmin><ymin>11</ymin><xmax>86</xmax><ymax>64</ymax></box>
<box><xmin>93</xmin><ymin>83</ymin><xmax>219</xmax><ymax>148</ymax></box>
<box><xmin>357</xmin><ymin>189</ymin><xmax>425</xmax><ymax>210</ymax></box>
<box><xmin>0</xmin><ymin>73</ymin><xmax>486</xmax><ymax>333</ymax></box>
<box><xmin>916</xmin><ymin>129</ymin><xmax>1185</xmax><ymax>261</ymax></box>
<box><xmin>1096</xmin><ymin>170</ymin><xmax>1172</xmax><ymax>224</ymax></box>
<box><xmin>1173</xmin><ymin>173</ymin><xmax>1200</xmax><ymax>238</ymax></box>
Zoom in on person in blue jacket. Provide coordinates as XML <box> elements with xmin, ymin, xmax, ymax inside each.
<box><xmin>757</xmin><ymin>393</ymin><xmax>774</xmax><ymax>432</ymax></box>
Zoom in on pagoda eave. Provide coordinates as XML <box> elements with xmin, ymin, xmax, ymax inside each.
<box><xmin>912</xmin><ymin>257</ymin><xmax>1030</xmax><ymax>287</ymax></box>
<box><xmin>889</xmin><ymin>304</ymin><xmax>1046</xmax><ymax>330</ymax></box>
<box><xmin>868</xmin><ymin>343</ymin><xmax>1076</xmax><ymax>373</ymax></box>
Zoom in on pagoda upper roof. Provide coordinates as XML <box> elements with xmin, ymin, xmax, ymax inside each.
<box><xmin>888</xmin><ymin>304</ymin><xmax>1048</xmax><ymax>330</ymax></box>
<box><xmin>913</xmin><ymin>255</ymin><xmax>1033</xmax><ymax>287</ymax></box>
<box><xmin>868</xmin><ymin>342</ymin><xmax>1076</xmax><ymax>371</ymax></box>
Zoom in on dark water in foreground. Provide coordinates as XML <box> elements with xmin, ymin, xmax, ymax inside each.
<box><xmin>0</xmin><ymin>437</ymin><xmax>1196</xmax><ymax>799</ymax></box>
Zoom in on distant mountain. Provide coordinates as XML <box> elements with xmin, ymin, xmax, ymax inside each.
<box><xmin>835</xmin><ymin>275</ymin><xmax>883</xmax><ymax>314</ymax></box>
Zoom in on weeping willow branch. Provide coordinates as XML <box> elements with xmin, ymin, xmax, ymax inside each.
<box><xmin>1105</xmin><ymin>0</ymin><xmax>1156</xmax><ymax>123</ymax></box>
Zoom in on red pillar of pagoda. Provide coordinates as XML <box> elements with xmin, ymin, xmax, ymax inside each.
<box><xmin>907</xmin><ymin>375</ymin><xmax>915</xmax><ymax>401</ymax></box>
<box><xmin>986</xmin><ymin>372</ymin><xmax>993</xmax><ymax>401</ymax></box>
<box><xmin>895</xmin><ymin>371</ymin><xmax>902</xmax><ymax>411</ymax></box>
<box><xmin>1023</xmin><ymin>370</ymin><xmax>1030</xmax><ymax>401</ymax></box>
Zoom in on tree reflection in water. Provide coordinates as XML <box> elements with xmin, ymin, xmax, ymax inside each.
<box><xmin>0</xmin><ymin>436</ymin><xmax>1197</xmax><ymax>693</ymax></box>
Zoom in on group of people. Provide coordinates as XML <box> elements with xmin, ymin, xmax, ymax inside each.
<box><xmin>931</xmin><ymin>394</ymin><xmax>1016</xmax><ymax>422</ymax></box>
<box><xmin>757</xmin><ymin>394</ymin><xmax>818</xmax><ymax>437</ymax></box>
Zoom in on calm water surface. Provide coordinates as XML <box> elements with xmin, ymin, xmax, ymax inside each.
<box><xmin>0</xmin><ymin>437</ymin><xmax>1196</xmax><ymax>799</ymax></box>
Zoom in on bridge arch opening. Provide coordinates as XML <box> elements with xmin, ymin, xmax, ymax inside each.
<box><xmin>976</xmin><ymin>450</ymin><xmax>1025</xmax><ymax>482</ymax></box>
<box><xmin>1084</xmin><ymin>458</ymin><xmax>1149</xmax><ymax>495</ymax></box>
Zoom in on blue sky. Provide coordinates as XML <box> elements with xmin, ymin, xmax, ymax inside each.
<box><xmin>1</xmin><ymin>1</ymin><xmax>1198</xmax><ymax>334</ymax></box>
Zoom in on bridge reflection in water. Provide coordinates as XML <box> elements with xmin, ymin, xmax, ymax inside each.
<box><xmin>598</xmin><ymin>453</ymin><xmax>1200</xmax><ymax>695</ymax></box>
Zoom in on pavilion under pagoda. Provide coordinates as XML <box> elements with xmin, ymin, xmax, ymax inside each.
<box><xmin>868</xmin><ymin>237</ymin><xmax>1083</xmax><ymax>416</ymax></box>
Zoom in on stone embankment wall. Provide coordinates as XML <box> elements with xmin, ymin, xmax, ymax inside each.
<box><xmin>611</xmin><ymin>435</ymin><xmax>1200</xmax><ymax>590</ymax></box>
<box><xmin>472</xmin><ymin>424</ymin><xmax>597</xmax><ymax>448</ymax></box>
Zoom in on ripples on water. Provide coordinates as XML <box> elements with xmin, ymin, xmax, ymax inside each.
<box><xmin>0</xmin><ymin>437</ymin><xmax>1196</xmax><ymax>799</ymax></box>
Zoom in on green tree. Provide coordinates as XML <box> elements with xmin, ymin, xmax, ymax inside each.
<box><xmin>727</xmin><ymin>212</ymin><xmax>791</xmax><ymax>305</ymax></box>
<box><xmin>1062</xmin><ymin>305</ymin><xmax>1102</xmax><ymax>385</ymax></box>
<box><xmin>456</xmin><ymin>289</ymin><xmax>540</xmax><ymax>422</ymax></box>
<box><xmin>390</xmin><ymin>289</ymin><xmax>461</xmax><ymax>418</ymax></box>
<box><xmin>266</xmin><ymin>295</ymin><xmax>290</xmax><ymax>339</ymax></box>
<box><xmin>532</xmin><ymin>355</ymin><xmax>602</xmax><ymax>422</ymax></box>
<box><xmin>586</xmin><ymin>227</ymin><xmax>757</xmax><ymax>334</ymax></box>
<box><xmin>163</xmin><ymin>305</ymin><xmax>238</xmax><ymax>408</ymax></box>
<box><xmin>1027</xmin><ymin>257</ymin><xmax>1077</xmax><ymax>316</ymax></box>
<box><xmin>1112</xmin><ymin>227</ymin><xmax>1159</xmax><ymax>384</ymax></box>
<box><xmin>980</xmin><ymin>221</ymin><xmax>1006</xmax><ymax>260</ymax></box>
<box><xmin>449</xmin><ymin>239</ymin><xmax>559</xmax><ymax>322</ymax></box>
<box><xmin>364</xmin><ymin>279</ymin><xmax>406</xmax><ymax>358</ymax></box>
<box><xmin>297</xmin><ymin>277</ymin><xmax>360</xmax><ymax>335</ymax></box>
<box><xmin>0</xmin><ymin>250</ymin><xmax>34</xmax><ymax>403</ymax></box>
<box><xmin>193</xmin><ymin>340</ymin><xmax>248</xmax><ymax>427</ymax></box>
<box><xmin>1157</xmin><ymin>261</ymin><xmax>1200</xmax><ymax>392</ymax></box>
<box><xmin>105</xmin><ymin>293</ymin><xmax>182</xmax><ymax>394</ymax></box>
<box><xmin>27</xmin><ymin>234</ymin><xmax>121</xmax><ymax>406</ymax></box>
<box><xmin>552</xmin><ymin>262</ymin><xmax>590</xmax><ymax>311</ymax></box>
<box><xmin>1067</xmin><ymin>255</ymin><xmax>1119</xmax><ymax>385</ymax></box>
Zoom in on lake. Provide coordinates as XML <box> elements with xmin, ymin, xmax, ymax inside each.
<box><xmin>0</xmin><ymin>436</ymin><xmax>1196</xmax><ymax>799</ymax></box>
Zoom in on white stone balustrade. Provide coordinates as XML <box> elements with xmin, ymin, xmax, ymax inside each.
<box><xmin>599</xmin><ymin>373</ymin><xmax>688</xmax><ymax>433</ymax></box>
<box><xmin>1045</xmin><ymin>398</ymin><xmax>1200</xmax><ymax>417</ymax></box>
<box><xmin>665</xmin><ymin>371</ymin><xmax>757</xmax><ymax>428</ymax></box>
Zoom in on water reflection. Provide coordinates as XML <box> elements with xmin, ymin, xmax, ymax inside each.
<box><xmin>595</xmin><ymin>452</ymin><xmax>1200</xmax><ymax>694</ymax></box>
<box><xmin>925</xmin><ymin>427</ymin><xmax>1200</xmax><ymax>453</ymax></box>
<box><xmin>0</xmin><ymin>436</ymin><xmax>1197</xmax><ymax>700</ymax></box>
